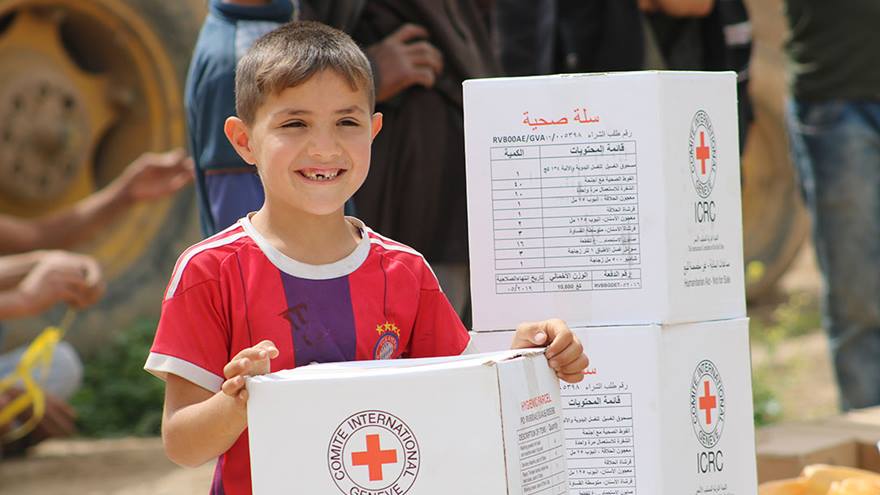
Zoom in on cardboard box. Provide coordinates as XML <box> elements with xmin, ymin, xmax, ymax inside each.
<box><xmin>820</xmin><ymin>407</ymin><xmax>880</xmax><ymax>473</ymax></box>
<box><xmin>755</xmin><ymin>424</ymin><xmax>859</xmax><ymax>483</ymax></box>
<box><xmin>471</xmin><ymin>318</ymin><xmax>758</xmax><ymax>495</ymax></box>
<box><xmin>463</xmin><ymin>72</ymin><xmax>745</xmax><ymax>331</ymax></box>
<box><xmin>752</xmin><ymin>408</ymin><xmax>880</xmax><ymax>483</ymax></box>
<box><xmin>247</xmin><ymin>349</ymin><xmax>568</xmax><ymax>495</ymax></box>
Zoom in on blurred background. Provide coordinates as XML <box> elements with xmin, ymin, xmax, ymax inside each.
<box><xmin>0</xmin><ymin>0</ymin><xmax>843</xmax><ymax>492</ymax></box>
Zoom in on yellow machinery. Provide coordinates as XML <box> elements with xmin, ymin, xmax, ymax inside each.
<box><xmin>0</xmin><ymin>0</ymin><xmax>205</xmax><ymax>350</ymax></box>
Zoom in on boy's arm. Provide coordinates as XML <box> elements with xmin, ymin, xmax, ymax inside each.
<box><xmin>162</xmin><ymin>374</ymin><xmax>247</xmax><ymax>468</ymax></box>
<box><xmin>161</xmin><ymin>340</ymin><xmax>278</xmax><ymax>468</ymax></box>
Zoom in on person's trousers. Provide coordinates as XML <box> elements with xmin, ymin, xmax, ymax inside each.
<box><xmin>786</xmin><ymin>99</ymin><xmax>880</xmax><ymax>410</ymax></box>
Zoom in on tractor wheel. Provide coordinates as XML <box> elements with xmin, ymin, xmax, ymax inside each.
<box><xmin>0</xmin><ymin>0</ymin><xmax>206</xmax><ymax>353</ymax></box>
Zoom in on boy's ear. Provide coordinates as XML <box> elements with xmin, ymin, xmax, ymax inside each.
<box><xmin>224</xmin><ymin>116</ymin><xmax>257</xmax><ymax>165</ymax></box>
<box><xmin>370</xmin><ymin>112</ymin><xmax>383</xmax><ymax>141</ymax></box>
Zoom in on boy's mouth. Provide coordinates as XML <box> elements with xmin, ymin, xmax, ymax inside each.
<box><xmin>297</xmin><ymin>168</ymin><xmax>345</xmax><ymax>182</ymax></box>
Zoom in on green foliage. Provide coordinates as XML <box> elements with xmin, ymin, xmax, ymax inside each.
<box><xmin>749</xmin><ymin>292</ymin><xmax>821</xmax><ymax>350</ymax></box>
<box><xmin>749</xmin><ymin>291</ymin><xmax>826</xmax><ymax>426</ymax></box>
<box><xmin>70</xmin><ymin>318</ymin><xmax>164</xmax><ymax>437</ymax></box>
<box><xmin>752</xmin><ymin>367</ymin><xmax>782</xmax><ymax>427</ymax></box>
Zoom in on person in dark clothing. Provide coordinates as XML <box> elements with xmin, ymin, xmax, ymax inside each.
<box><xmin>783</xmin><ymin>0</ymin><xmax>880</xmax><ymax>410</ymax></box>
<box><xmin>494</xmin><ymin>0</ymin><xmax>644</xmax><ymax>76</ymax></box>
<box><xmin>302</xmin><ymin>1</ymin><xmax>498</xmax><ymax>319</ymax></box>
<box><xmin>494</xmin><ymin>0</ymin><xmax>753</xmax><ymax>150</ymax></box>
<box><xmin>642</xmin><ymin>0</ymin><xmax>753</xmax><ymax>149</ymax></box>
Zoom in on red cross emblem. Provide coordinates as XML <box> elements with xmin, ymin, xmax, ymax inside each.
<box><xmin>698</xmin><ymin>380</ymin><xmax>717</xmax><ymax>425</ymax></box>
<box><xmin>351</xmin><ymin>434</ymin><xmax>398</xmax><ymax>481</ymax></box>
<box><xmin>696</xmin><ymin>131</ymin><xmax>710</xmax><ymax>175</ymax></box>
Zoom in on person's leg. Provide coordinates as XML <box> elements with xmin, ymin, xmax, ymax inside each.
<box><xmin>786</xmin><ymin>99</ymin><xmax>880</xmax><ymax>410</ymax></box>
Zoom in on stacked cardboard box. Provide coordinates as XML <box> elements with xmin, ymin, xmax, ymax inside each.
<box><xmin>463</xmin><ymin>72</ymin><xmax>758</xmax><ymax>495</ymax></box>
<box><xmin>755</xmin><ymin>424</ymin><xmax>860</xmax><ymax>483</ymax></box>
<box><xmin>823</xmin><ymin>407</ymin><xmax>880</xmax><ymax>473</ymax></box>
<box><xmin>755</xmin><ymin>407</ymin><xmax>880</xmax><ymax>483</ymax></box>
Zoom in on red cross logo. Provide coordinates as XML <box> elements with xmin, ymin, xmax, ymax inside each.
<box><xmin>696</xmin><ymin>131</ymin><xmax>710</xmax><ymax>175</ymax></box>
<box><xmin>698</xmin><ymin>380</ymin><xmax>717</xmax><ymax>425</ymax></box>
<box><xmin>351</xmin><ymin>434</ymin><xmax>398</xmax><ymax>481</ymax></box>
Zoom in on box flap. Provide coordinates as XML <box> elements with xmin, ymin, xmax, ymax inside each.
<box><xmin>247</xmin><ymin>349</ymin><xmax>547</xmax><ymax>385</ymax></box>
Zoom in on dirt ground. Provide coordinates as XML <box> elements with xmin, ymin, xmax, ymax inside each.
<box><xmin>0</xmin><ymin>438</ymin><xmax>213</xmax><ymax>494</ymax></box>
<box><xmin>0</xmin><ymin>244</ymin><xmax>834</xmax><ymax>494</ymax></box>
<box><xmin>751</xmin><ymin>242</ymin><xmax>840</xmax><ymax>421</ymax></box>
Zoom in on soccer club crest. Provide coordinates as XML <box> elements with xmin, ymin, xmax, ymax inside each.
<box><xmin>373</xmin><ymin>322</ymin><xmax>401</xmax><ymax>360</ymax></box>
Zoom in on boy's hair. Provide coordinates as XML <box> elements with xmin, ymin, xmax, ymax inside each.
<box><xmin>235</xmin><ymin>21</ymin><xmax>375</xmax><ymax>124</ymax></box>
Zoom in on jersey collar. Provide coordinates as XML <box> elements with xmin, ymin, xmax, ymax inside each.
<box><xmin>239</xmin><ymin>214</ymin><xmax>371</xmax><ymax>280</ymax></box>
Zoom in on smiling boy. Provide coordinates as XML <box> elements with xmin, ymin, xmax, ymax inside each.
<box><xmin>144</xmin><ymin>21</ymin><xmax>587</xmax><ymax>495</ymax></box>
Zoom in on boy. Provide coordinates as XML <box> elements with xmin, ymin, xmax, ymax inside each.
<box><xmin>145</xmin><ymin>21</ymin><xmax>588</xmax><ymax>495</ymax></box>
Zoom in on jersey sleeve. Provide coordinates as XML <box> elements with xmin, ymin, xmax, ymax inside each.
<box><xmin>406</xmin><ymin>262</ymin><xmax>471</xmax><ymax>358</ymax></box>
<box><xmin>145</xmin><ymin>275</ymin><xmax>231</xmax><ymax>393</ymax></box>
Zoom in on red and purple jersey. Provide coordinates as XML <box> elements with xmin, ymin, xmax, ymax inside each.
<box><xmin>144</xmin><ymin>216</ymin><xmax>469</xmax><ymax>495</ymax></box>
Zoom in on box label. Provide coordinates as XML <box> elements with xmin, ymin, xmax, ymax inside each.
<box><xmin>489</xmin><ymin>130</ymin><xmax>643</xmax><ymax>296</ymax></box>
<box><xmin>497</xmin><ymin>354</ymin><xmax>569</xmax><ymax>494</ymax></box>
<box><xmin>562</xmin><ymin>381</ymin><xmax>638</xmax><ymax>495</ymax></box>
<box><xmin>518</xmin><ymin>392</ymin><xmax>568</xmax><ymax>495</ymax></box>
<box><xmin>681</xmin><ymin>109</ymin><xmax>735</xmax><ymax>292</ymax></box>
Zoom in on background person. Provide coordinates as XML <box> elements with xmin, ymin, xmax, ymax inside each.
<box><xmin>782</xmin><ymin>0</ymin><xmax>880</xmax><ymax>410</ymax></box>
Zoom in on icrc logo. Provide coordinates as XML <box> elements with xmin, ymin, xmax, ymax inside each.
<box><xmin>688</xmin><ymin>110</ymin><xmax>718</xmax><ymax>199</ymax></box>
<box><xmin>690</xmin><ymin>360</ymin><xmax>725</xmax><ymax>449</ymax></box>
<box><xmin>328</xmin><ymin>410</ymin><xmax>420</xmax><ymax>495</ymax></box>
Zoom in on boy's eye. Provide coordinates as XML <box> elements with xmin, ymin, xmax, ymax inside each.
<box><xmin>339</xmin><ymin>119</ymin><xmax>360</xmax><ymax>127</ymax></box>
<box><xmin>281</xmin><ymin>120</ymin><xmax>306</xmax><ymax>128</ymax></box>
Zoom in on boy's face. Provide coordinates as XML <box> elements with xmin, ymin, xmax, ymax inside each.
<box><xmin>226</xmin><ymin>70</ymin><xmax>381</xmax><ymax>217</ymax></box>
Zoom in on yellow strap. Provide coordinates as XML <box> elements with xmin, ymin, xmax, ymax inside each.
<box><xmin>0</xmin><ymin>370</ymin><xmax>47</xmax><ymax>443</ymax></box>
<box><xmin>0</xmin><ymin>309</ymin><xmax>75</xmax><ymax>443</ymax></box>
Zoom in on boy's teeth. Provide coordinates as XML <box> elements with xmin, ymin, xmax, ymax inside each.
<box><xmin>302</xmin><ymin>170</ymin><xmax>339</xmax><ymax>181</ymax></box>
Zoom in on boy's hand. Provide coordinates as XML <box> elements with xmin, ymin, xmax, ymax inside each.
<box><xmin>511</xmin><ymin>319</ymin><xmax>589</xmax><ymax>384</ymax></box>
<box><xmin>221</xmin><ymin>340</ymin><xmax>279</xmax><ymax>402</ymax></box>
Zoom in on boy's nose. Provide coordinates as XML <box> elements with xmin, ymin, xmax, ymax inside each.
<box><xmin>307</xmin><ymin>132</ymin><xmax>342</xmax><ymax>161</ymax></box>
